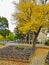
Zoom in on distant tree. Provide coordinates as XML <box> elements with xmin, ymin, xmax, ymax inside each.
<box><xmin>0</xmin><ymin>16</ymin><xmax>10</xmax><ymax>39</ymax></box>
<box><xmin>0</xmin><ymin>29</ymin><xmax>10</xmax><ymax>39</ymax></box>
<box><xmin>0</xmin><ymin>17</ymin><xmax>8</xmax><ymax>30</ymax></box>
<box><xmin>7</xmin><ymin>32</ymin><xmax>15</xmax><ymax>41</ymax></box>
<box><xmin>14</xmin><ymin>28</ymin><xmax>25</xmax><ymax>39</ymax></box>
<box><xmin>14</xmin><ymin>27</ymin><xmax>33</xmax><ymax>44</ymax></box>
<box><xmin>40</xmin><ymin>0</ymin><xmax>47</xmax><ymax>4</ymax></box>
<box><xmin>0</xmin><ymin>34</ymin><xmax>4</xmax><ymax>40</ymax></box>
<box><xmin>14</xmin><ymin>27</ymin><xmax>26</xmax><ymax>43</ymax></box>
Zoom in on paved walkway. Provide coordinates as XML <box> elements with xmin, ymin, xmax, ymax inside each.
<box><xmin>29</xmin><ymin>48</ymin><xmax>49</xmax><ymax>65</ymax></box>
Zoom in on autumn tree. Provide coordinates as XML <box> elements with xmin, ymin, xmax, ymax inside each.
<box><xmin>13</xmin><ymin>2</ymin><xmax>49</xmax><ymax>47</ymax></box>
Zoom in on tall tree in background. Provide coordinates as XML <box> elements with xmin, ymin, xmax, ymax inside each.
<box><xmin>13</xmin><ymin>2</ymin><xmax>49</xmax><ymax>48</ymax></box>
<box><xmin>0</xmin><ymin>17</ymin><xmax>8</xmax><ymax>30</ymax></box>
<box><xmin>0</xmin><ymin>17</ymin><xmax>10</xmax><ymax>39</ymax></box>
<box><xmin>0</xmin><ymin>29</ymin><xmax>10</xmax><ymax>39</ymax></box>
<box><xmin>14</xmin><ymin>27</ymin><xmax>26</xmax><ymax>43</ymax></box>
<box><xmin>40</xmin><ymin>0</ymin><xmax>47</xmax><ymax>4</ymax></box>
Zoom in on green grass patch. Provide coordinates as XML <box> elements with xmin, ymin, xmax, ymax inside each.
<box><xmin>15</xmin><ymin>46</ymin><xmax>24</xmax><ymax>50</ymax></box>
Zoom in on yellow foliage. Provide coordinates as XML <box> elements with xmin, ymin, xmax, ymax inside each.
<box><xmin>14</xmin><ymin>2</ymin><xmax>49</xmax><ymax>34</ymax></box>
<box><xmin>0</xmin><ymin>35</ymin><xmax>4</xmax><ymax>40</ymax></box>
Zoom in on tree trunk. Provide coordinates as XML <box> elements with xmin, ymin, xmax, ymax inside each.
<box><xmin>29</xmin><ymin>33</ymin><xmax>31</xmax><ymax>44</ymax></box>
<box><xmin>33</xmin><ymin>34</ymin><xmax>37</xmax><ymax>48</ymax></box>
<box><xmin>33</xmin><ymin>26</ymin><xmax>42</xmax><ymax>48</ymax></box>
<box><xmin>3</xmin><ymin>36</ymin><xmax>6</xmax><ymax>45</ymax></box>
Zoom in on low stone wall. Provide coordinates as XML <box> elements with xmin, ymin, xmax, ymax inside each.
<box><xmin>36</xmin><ymin>44</ymin><xmax>49</xmax><ymax>49</ymax></box>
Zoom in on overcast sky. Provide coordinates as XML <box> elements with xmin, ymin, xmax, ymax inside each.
<box><xmin>0</xmin><ymin>0</ymin><xmax>19</xmax><ymax>32</ymax></box>
<box><xmin>0</xmin><ymin>0</ymin><xmax>49</xmax><ymax>32</ymax></box>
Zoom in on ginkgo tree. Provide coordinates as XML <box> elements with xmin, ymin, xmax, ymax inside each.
<box><xmin>13</xmin><ymin>2</ymin><xmax>49</xmax><ymax>47</ymax></box>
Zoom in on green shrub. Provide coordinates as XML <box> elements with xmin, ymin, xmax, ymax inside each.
<box><xmin>0</xmin><ymin>42</ymin><xmax>4</xmax><ymax>45</ymax></box>
<box><xmin>45</xmin><ymin>39</ymin><xmax>49</xmax><ymax>46</ymax></box>
<box><xmin>35</xmin><ymin>39</ymin><xmax>42</xmax><ymax>44</ymax></box>
<box><xmin>15</xmin><ymin>46</ymin><xmax>24</xmax><ymax>50</ymax></box>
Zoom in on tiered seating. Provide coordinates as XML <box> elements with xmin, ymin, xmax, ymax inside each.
<box><xmin>0</xmin><ymin>46</ymin><xmax>35</xmax><ymax>61</ymax></box>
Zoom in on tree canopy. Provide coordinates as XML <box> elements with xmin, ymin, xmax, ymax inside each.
<box><xmin>7</xmin><ymin>32</ymin><xmax>15</xmax><ymax>41</ymax></box>
<box><xmin>0</xmin><ymin>29</ymin><xmax>10</xmax><ymax>39</ymax></box>
<box><xmin>14</xmin><ymin>2</ymin><xmax>49</xmax><ymax>34</ymax></box>
<box><xmin>13</xmin><ymin>1</ymin><xmax>49</xmax><ymax>47</ymax></box>
<box><xmin>0</xmin><ymin>17</ymin><xmax>10</xmax><ymax>39</ymax></box>
<box><xmin>0</xmin><ymin>17</ymin><xmax>8</xmax><ymax>30</ymax></box>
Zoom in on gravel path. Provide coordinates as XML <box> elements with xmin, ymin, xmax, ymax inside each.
<box><xmin>29</xmin><ymin>48</ymin><xmax>49</xmax><ymax>65</ymax></box>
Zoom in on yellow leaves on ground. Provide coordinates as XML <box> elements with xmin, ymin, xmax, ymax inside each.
<box><xmin>35</xmin><ymin>48</ymin><xmax>49</xmax><ymax>56</ymax></box>
<box><xmin>29</xmin><ymin>47</ymin><xmax>49</xmax><ymax>65</ymax></box>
